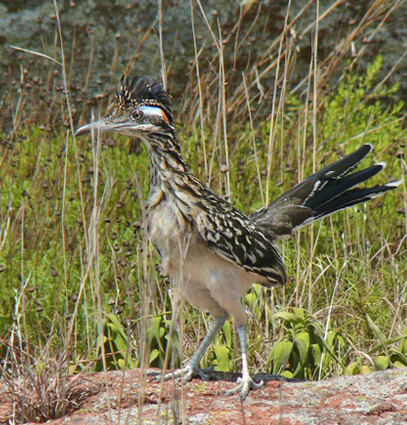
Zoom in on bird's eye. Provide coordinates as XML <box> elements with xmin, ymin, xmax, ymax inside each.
<box><xmin>132</xmin><ymin>110</ymin><xmax>143</xmax><ymax>120</ymax></box>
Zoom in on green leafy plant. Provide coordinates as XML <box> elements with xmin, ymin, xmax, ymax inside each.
<box><xmin>145</xmin><ymin>314</ymin><xmax>182</xmax><ymax>370</ymax></box>
<box><xmin>345</xmin><ymin>320</ymin><xmax>407</xmax><ymax>375</ymax></box>
<box><xmin>211</xmin><ymin>320</ymin><xmax>234</xmax><ymax>372</ymax></box>
<box><xmin>267</xmin><ymin>308</ymin><xmax>347</xmax><ymax>379</ymax></box>
<box><xmin>95</xmin><ymin>313</ymin><xmax>137</xmax><ymax>371</ymax></box>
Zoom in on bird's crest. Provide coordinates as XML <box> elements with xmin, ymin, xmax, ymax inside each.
<box><xmin>116</xmin><ymin>76</ymin><xmax>173</xmax><ymax>124</ymax></box>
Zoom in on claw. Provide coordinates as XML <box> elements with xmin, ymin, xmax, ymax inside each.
<box><xmin>224</xmin><ymin>375</ymin><xmax>264</xmax><ymax>400</ymax></box>
<box><xmin>148</xmin><ymin>364</ymin><xmax>196</xmax><ymax>383</ymax></box>
<box><xmin>195</xmin><ymin>365</ymin><xmax>217</xmax><ymax>381</ymax></box>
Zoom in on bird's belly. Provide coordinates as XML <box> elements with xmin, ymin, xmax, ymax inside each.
<box><xmin>152</xmin><ymin>221</ymin><xmax>261</xmax><ymax>299</ymax></box>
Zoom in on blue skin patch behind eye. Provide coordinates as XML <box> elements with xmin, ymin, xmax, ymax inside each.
<box><xmin>139</xmin><ymin>105</ymin><xmax>170</xmax><ymax>123</ymax></box>
<box><xmin>139</xmin><ymin>105</ymin><xmax>160</xmax><ymax>114</ymax></box>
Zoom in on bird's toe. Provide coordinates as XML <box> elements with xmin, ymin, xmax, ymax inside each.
<box><xmin>224</xmin><ymin>375</ymin><xmax>264</xmax><ymax>399</ymax></box>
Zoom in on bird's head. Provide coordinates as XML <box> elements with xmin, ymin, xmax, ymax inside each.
<box><xmin>75</xmin><ymin>76</ymin><xmax>174</xmax><ymax>139</ymax></box>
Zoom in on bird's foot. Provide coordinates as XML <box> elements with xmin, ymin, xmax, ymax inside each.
<box><xmin>148</xmin><ymin>364</ymin><xmax>213</xmax><ymax>383</ymax></box>
<box><xmin>224</xmin><ymin>374</ymin><xmax>264</xmax><ymax>400</ymax></box>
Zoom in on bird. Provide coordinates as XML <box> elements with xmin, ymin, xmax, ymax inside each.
<box><xmin>76</xmin><ymin>75</ymin><xmax>401</xmax><ymax>399</ymax></box>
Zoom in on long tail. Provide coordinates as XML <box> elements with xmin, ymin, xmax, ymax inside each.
<box><xmin>251</xmin><ymin>144</ymin><xmax>401</xmax><ymax>239</ymax></box>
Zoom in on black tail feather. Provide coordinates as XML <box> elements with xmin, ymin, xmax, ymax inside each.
<box><xmin>251</xmin><ymin>144</ymin><xmax>401</xmax><ymax>238</ymax></box>
<box><xmin>312</xmin><ymin>182</ymin><xmax>399</xmax><ymax>221</ymax></box>
<box><xmin>307</xmin><ymin>144</ymin><xmax>372</xmax><ymax>180</ymax></box>
<box><xmin>305</xmin><ymin>164</ymin><xmax>384</xmax><ymax>210</ymax></box>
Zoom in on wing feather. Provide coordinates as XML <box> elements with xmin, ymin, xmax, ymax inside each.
<box><xmin>191</xmin><ymin>190</ymin><xmax>287</xmax><ymax>286</ymax></box>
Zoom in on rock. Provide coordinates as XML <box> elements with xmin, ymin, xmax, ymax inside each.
<box><xmin>1</xmin><ymin>367</ymin><xmax>406</xmax><ymax>424</ymax></box>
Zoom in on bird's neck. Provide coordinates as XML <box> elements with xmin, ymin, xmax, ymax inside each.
<box><xmin>146</xmin><ymin>133</ymin><xmax>191</xmax><ymax>189</ymax></box>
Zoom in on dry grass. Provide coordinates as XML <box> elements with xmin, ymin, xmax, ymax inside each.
<box><xmin>1</xmin><ymin>340</ymin><xmax>92</xmax><ymax>424</ymax></box>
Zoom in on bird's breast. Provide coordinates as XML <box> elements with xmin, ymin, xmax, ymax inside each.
<box><xmin>146</xmin><ymin>189</ymin><xmax>194</xmax><ymax>274</ymax></box>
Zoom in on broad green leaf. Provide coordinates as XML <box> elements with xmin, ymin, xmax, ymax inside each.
<box><xmin>390</xmin><ymin>351</ymin><xmax>407</xmax><ymax>366</ymax></box>
<box><xmin>294</xmin><ymin>331</ymin><xmax>310</xmax><ymax>364</ymax></box>
<box><xmin>293</xmin><ymin>308</ymin><xmax>305</xmax><ymax>320</ymax></box>
<box><xmin>107</xmin><ymin>313</ymin><xmax>128</xmax><ymax>339</ymax></box>
<box><xmin>401</xmin><ymin>335</ymin><xmax>407</xmax><ymax>355</ymax></box>
<box><xmin>109</xmin><ymin>325</ymin><xmax>128</xmax><ymax>353</ymax></box>
<box><xmin>366</xmin><ymin>315</ymin><xmax>387</xmax><ymax>347</ymax></box>
<box><xmin>324</xmin><ymin>331</ymin><xmax>337</xmax><ymax>352</ymax></box>
<box><xmin>345</xmin><ymin>362</ymin><xmax>359</xmax><ymax>376</ymax></box>
<box><xmin>222</xmin><ymin>320</ymin><xmax>232</xmax><ymax>347</ymax></box>
<box><xmin>271</xmin><ymin>340</ymin><xmax>293</xmax><ymax>374</ymax></box>
<box><xmin>213</xmin><ymin>345</ymin><xmax>231</xmax><ymax>372</ymax></box>
<box><xmin>149</xmin><ymin>349</ymin><xmax>160</xmax><ymax>365</ymax></box>
<box><xmin>274</xmin><ymin>311</ymin><xmax>299</xmax><ymax>323</ymax></box>
<box><xmin>373</xmin><ymin>355</ymin><xmax>390</xmax><ymax>371</ymax></box>
<box><xmin>281</xmin><ymin>370</ymin><xmax>294</xmax><ymax>379</ymax></box>
<box><xmin>311</xmin><ymin>343</ymin><xmax>322</xmax><ymax>365</ymax></box>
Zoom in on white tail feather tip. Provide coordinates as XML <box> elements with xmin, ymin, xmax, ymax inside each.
<box><xmin>386</xmin><ymin>179</ymin><xmax>403</xmax><ymax>188</ymax></box>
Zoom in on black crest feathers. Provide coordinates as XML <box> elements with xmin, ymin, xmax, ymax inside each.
<box><xmin>116</xmin><ymin>76</ymin><xmax>173</xmax><ymax>124</ymax></box>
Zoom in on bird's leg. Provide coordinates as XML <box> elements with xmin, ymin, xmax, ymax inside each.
<box><xmin>224</xmin><ymin>324</ymin><xmax>264</xmax><ymax>400</ymax></box>
<box><xmin>150</xmin><ymin>315</ymin><xmax>228</xmax><ymax>383</ymax></box>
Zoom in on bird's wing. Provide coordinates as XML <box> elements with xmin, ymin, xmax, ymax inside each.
<box><xmin>170</xmin><ymin>173</ymin><xmax>287</xmax><ymax>286</ymax></box>
<box><xmin>192</xmin><ymin>191</ymin><xmax>287</xmax><ymax>286</ymax></box>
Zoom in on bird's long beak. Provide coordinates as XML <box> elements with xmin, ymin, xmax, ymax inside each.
<box><xmin>75</xmin><ymin>118</ymin><xmax>115</xmax><ymax>137</ymax></box>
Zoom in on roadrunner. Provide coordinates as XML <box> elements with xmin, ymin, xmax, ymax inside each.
<box><xmin>76</xmin><ymin>76</ymin><xmax>400</xmax><ymax>399</ymax></box>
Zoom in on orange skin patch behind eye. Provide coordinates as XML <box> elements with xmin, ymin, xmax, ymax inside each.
<box><xmin>159</xmin><ymin>108</ymin><xmax>170</xmax><ymax>124</ymax></box>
